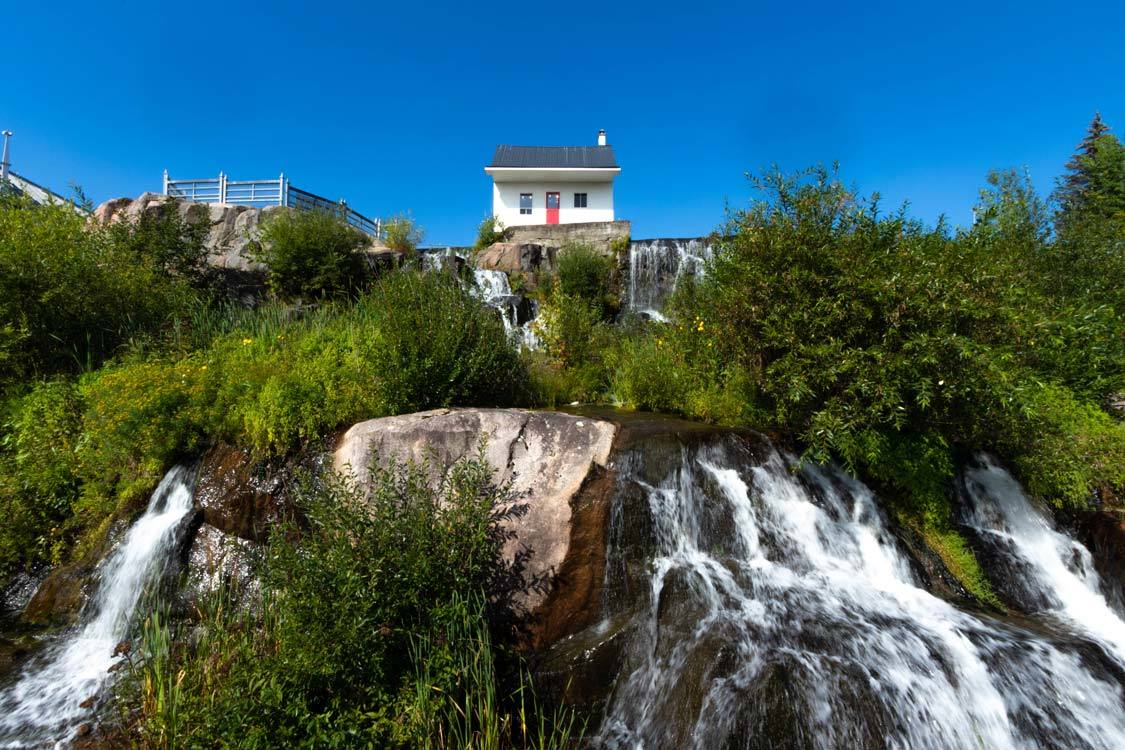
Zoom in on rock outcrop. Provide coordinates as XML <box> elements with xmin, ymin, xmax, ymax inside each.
<box><xmin>476</xmin><ymin>222</ymin><xmax>630</xmax><ymax>289</ymax></box>
<box><xmin>194</xmin><ymin>445</ymin><xmax>288</xmax><ymax>542</ymax></box>
<box><xmin>333</xmin><ymin>409</ymin><xmax>616</xmax><ymax>612</ymax></box>
<box><xmin>92</xmin><ymin>194</ymin><xmax>404</xmax><ymax>298</ymax></box>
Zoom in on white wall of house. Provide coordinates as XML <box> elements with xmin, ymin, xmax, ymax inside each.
<box><xmin>492</xmin><ymin>180</ymin><xmax>614</xmax><ymax>227</ymax></box>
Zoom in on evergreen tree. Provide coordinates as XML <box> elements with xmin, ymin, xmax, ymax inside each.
<box><xmin>1054</xmin><ymin>112</ymin><xmax>1117</xmax><ymax>224</ymax></box>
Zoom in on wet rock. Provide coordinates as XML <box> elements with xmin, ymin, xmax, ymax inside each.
<box><xmin>476</xmin><ymin>243</ymin><xmax>552</xmax><ymax>288</ymax></box>
<box><xmin>183</xmin><ymin>523</ymin><xmax>259</xmax><ymax>608</ymax></box>
<box><xmin>334</xmin><ymin>408</ymin><xmax>616</xmax><ymax>613</ymax></box>
<box><xmin>22</xmin><ymin>563</ymin><xmax>90</xmax><ymax>626</ymax></box>
<box><xmin>1074</xmin><ymin>508</ymin><xmax>1125</xmax><ymax>609</ymax></box>
<box><xmin>0</xmin><ymin>568</ymin><xmax>49</xmax><ymax>617</ymax></box>
<box><xmin>195</xmin><ymin>444</ymin><xmax>287</xmax><ymax>542</ymax></box>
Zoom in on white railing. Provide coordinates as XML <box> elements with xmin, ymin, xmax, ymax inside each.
<box><xmin>163</xmin><ymin>171</ymin><xmax>381</xmax><ymax>237</ymax></box>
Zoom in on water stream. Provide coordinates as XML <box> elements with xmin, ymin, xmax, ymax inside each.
<box><xmin>0</xmin><ymin>466</ymin><xmax>195</xmax><ymax>748</ymax></box>
<box><xmin>959</xmin><ymin>455</ymin><xmax>1125</xmax><ymax>663</ymax></box>
<box><xmin>626</xmin><ymin>239</ymin><xmax>713</xmax><ymax>319</ymax></box>
<box><xmin>590</xmin><ymin>436</ymin><xmax>1125</xmax><ymax>749</ymax></box>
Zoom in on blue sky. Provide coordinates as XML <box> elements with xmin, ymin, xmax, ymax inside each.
<box><xmin>4</xmin><ymin>2</ymin><xmax>1123</xmax><ymax>245</ymax></box>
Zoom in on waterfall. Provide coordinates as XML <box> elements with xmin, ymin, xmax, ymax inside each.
<box><xmin>626</xmin><ymin>239</ymin><xmax>713</xmax><ymax>320</ymax></box>
<box><xmin>592</xmin><ymin>437</ymin><xmax>1125</xmax><ymax>749</ymax></box>
<box><xmin>0</xmin><ymin>466</ymin><xmax>195</xmax><ymax>748</ymax></box>
<box><xmin>471</xmin><ymin>268</ymin><xmax>540</xmax><ymax>349</ymax></box>
<box><xmin>959</xmin><ymin>456</ymin><xmax>1125</xmax><ymax>663</ymax></box>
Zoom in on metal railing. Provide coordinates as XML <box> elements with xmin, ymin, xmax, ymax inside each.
<box><xmin>163</xmin><ymin>171</ymin><xmax>381</xmax><ymax>237</ymax></box>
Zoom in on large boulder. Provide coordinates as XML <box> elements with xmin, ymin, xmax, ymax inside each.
<box><xmin>333</xmin><ymin>409</ymin><xmax>616</xmax><ymax>612</ymax></box>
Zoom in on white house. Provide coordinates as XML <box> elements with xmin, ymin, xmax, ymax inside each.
<box><xmin>485</xmin><ymin>130</ymin><xmax>619</xmax><ymax>227</ymax></box>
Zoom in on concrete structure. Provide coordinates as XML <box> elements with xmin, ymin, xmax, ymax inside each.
<box><xmin>485</xmin><ymin>130</ymin><xmax>619</xmax><ymax>227</ymax></box>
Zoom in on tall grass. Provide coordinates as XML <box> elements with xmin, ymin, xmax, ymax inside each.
<box><xmin>122</xmin><ymin>457</ymin><xmax>580</xmax><ymax>748</ymax></box>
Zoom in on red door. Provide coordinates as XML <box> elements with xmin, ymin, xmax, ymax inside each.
<box><xmin>546</xmin><ymin>192</ymin><xmax>560</xmax><ymax>224</ymax></box>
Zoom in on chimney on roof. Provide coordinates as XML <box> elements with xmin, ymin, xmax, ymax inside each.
<box><xmin>597</xmin><ymin>129</ymin><xmax>607</xmax><ymax>147</ymax></box>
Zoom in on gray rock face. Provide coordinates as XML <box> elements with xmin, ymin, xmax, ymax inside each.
<box><xmin>333</xmin><ymin>409</ymin><xmax>616</xmax><ymax>611</ymax></box>
<box><xmin>92</xmin><ymin>194</ymin><xmax>403</xmax><ymax>281</ymax></box>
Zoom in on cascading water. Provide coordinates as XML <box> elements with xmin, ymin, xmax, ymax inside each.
<box><xmin>0</xmin><ymin>466</ymin><xmax>195</xmax><ymax>748</ymax></box>
<box><xmin>959</xmin><ymin>455</ymin><xmax>1125</xmax><ymax>664</ymax></box>
<box><xmin>471</xmin><ymin>268</ymin><xmax>540</xmax><ymax>349</ymax></box>
<box><xmin>585</xmin><ymin>434</ymin><xmax>1125</xmax><ymax>749</ymax></box>
<box><xmin>626</xmin><ymin>239</ymin><xmax>713</xmax><ymax>320</ymax></box>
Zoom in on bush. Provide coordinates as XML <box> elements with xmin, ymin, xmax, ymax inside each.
<box><xmin>254</xmin><ymin>209</ymin><xmax>370</xmax><ymax>299</ymax></box>
<box><xmin>105</xmin><ymin>202</ymin><xmax>210</xmax><ymax>281</ymax></box>
<box><xmin>383</xmin><ymin>213</ymin><xmax>424</xmax><ymax>254</ymax></box>
<box><xmin>0</xmin><ymin>199</ymin><xmax>197</xmax><ymax>385</ymax></box>
<box><xmin>0</xmin><ymin>380</ymin><xmax>82</xmax><ymax>578</ymax></box>
<box><xmin>475</xmin><ymin>214</ymin><xmax>507</xmax><ymax>249</ymax></box>
<box><xmin>555</xmin><ymin>242</ymin><xmax>614</xmax><ymax>315</ymax></box>
<box><xmin>123</xmin><ymin>456</ymin><xmax>578</xmax><ymax>748</ymax></box>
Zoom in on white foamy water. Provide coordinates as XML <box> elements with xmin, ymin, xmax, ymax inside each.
<box><xmin>0</xmin><ymin>466</ymin><xmax>195</xmax><ymax>748</ymax></box>
<box><xmin>596</xmin><ymin>441</ymin><xmax>1125</xmax><ymax>749</ymax></box>
<box><xmin>472</xmin><ymin>268</ymin><xmax>540</xmax><ymax>349</ymax></box>
<box><xmin>626</xmin><ymin>238</ymin><xmax>713</xmax><ymax>318</ymax></box>
<box><xmin>961</xmin><ymin>456</ymin><xmax>1125</xmax><ymax>664</ymax></box>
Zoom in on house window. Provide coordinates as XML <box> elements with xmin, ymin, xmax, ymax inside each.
<box><xmin>519</xmin><ymin>193</ymin><xmax>532</xmax><ymax>214</ymax></box>
<box><xmin>574</xmin><ymin>192</ymin><xmax>588</xmax><ymax>208</ymax></box>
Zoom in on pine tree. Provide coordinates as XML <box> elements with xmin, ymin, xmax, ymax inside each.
<box><xmin>1055</xmin><ymin>113</ymin><xmax>1111</xmax><ymax>220</ymax></box>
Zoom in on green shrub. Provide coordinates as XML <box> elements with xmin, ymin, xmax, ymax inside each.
<box><xmin>475</xmin><ymin>214</ymin><xmax>507</xmax><ymax>249</ymax></box>
<box><xmin>0</xmin><ymin>380</ymin><xmax>82</xmax><ymax>577</ymax></box>
<box><xmin>254</xmin><ymin>209</ymin><xmax>370</xmax><ymax>299</ymax></box>
<box><xmin>0</xmin><ymin>199</ymin><xmax>197</xmax><ymax>385</ymax></box>
<box><xmin>555</xmin><ymin>242</ymin><xmax>613</xmax><ymax>313</ymax></box>
<box><xmin>123</xmin><ymin>455</ymin><xmax>578</xmax><ymax>748</ymax></box>
<box><xmin>105</xmin><ymin>202</ymin><xmax>210</xmax><ymax>281</ymax></box>
<box><xmin>383</xmin><ymin>213</ymin><xmax>424</xmax><ymax>254</ymax></box>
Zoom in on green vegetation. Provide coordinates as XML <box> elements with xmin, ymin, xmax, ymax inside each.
<box><xmin>254</xmin><ymin>208</ymin><xmax>371</xmax><ymax>299</ymax></box>
<box><xmin>1</xmin><ymin>114</ymin><xmax>1122</xmax><ymax>739</ymax></box>
<box><xmin>476</xmin><ymin>214</ymin><xmax>507</xmax><ymax>249</ymax></box>
<box><xmin>0</xmin><ymin>198</ymin><xmax>197</xmax><ymax>386</ymax></box>
<box><xmin>0</xmin><ymin>198</ymin><xmax>523</xmax><ymax>581</ymax></box>
<box><xmin>383</xmin><ymin>212</ymin><xmax>424</xmax><ymax>254</ymax></box>
<box><xmin>532</xmin><ymin>119</ymin><xmax>1124</xmax><ymax>601</ymax></box>
<box><xmin>123</xmin><ymin>456</ymin><xmax>579</xmax><ymax>748</ymax></box>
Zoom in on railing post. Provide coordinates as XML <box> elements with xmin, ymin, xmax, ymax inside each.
<box><xmin>279</xmin><ymin>172</ymin><xmax>287</xmax><ymax>207</ymax></box>
<box><xmin>218</xmin><ymin>171</ymin><xmax>227</xmax><ymax>204</ymax></box>
<box><xmin>162</xmin><ymin>169</ymin><xmax>169</xmax><ymax>196</ymax></box>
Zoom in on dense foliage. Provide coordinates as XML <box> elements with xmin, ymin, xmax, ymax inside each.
<box><xmin>1</xmin><ymin>261</ymin><xmax>525</xmax><ymax>580</ymax></box>
<box><xmin>0</xmin><ymin>199</ymin><xmax>198</xmax><ymax>386</ymax></box>
<box><xmin>599</xmin><ymin>157</ymin><xmax>1124</xmax><ymax>598</ymax></box>
<box><xmin>254</xmin><ymin>208</ymin><xmax>371</xmax><ymax>299</ymax></box>
<box><xmin>124</xmin><ymin>456</ymin><xmax>578</xmax><ymax>748</ymax></box>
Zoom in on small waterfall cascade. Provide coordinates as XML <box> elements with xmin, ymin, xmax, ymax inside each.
<box><xmin>0</xmin><ymin>466</ymin><xmax>195</xmax><ymax>748</ymax></box>
<box><xmin>418</xmin><ymin>249</ymin><xmax>540</xmax><ymax>348</ymax></box>
<box><xmin>959</xmin><ymin>456</ymin><xmax>1125</xmax><ymax>663</ymax></box>
<box><xmin>589</xmin><ymin>436</ymin><xmax>1125</xmax><ymax>749</ymax></box>
<box><xmin>470</xmin><ymin>268</ymin><xmax>540</xmax><ymax>349</ymax></box>
<box><xmin>626</xmin><ymin>239</ymin><xmax>713</xmax><ymax>320</ymax></box>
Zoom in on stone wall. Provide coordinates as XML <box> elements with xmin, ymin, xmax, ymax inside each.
<box><xmin>504</xmin><ymin>220</ymin><xmax>630</xmax><ymax>254</ymax></box>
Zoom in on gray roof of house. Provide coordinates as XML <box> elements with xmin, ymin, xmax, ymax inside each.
<box><xmin>489</xmin><ymin>145</ymin><xmax>618</xmax><ymax>168</ymax></box>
